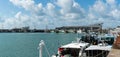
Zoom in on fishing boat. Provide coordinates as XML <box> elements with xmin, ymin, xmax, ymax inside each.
<box><xmin>51</xmin><ymin>33</ymin><xmax>115</xmax><ymax>57</ymax></box>
<box><xmin>38</xmin><ymin>31</ymin><xmax>115</xmax><ymax>57</ymax></box>
<box><xmin>52</xmin><ymin>40</ymin><xmax>90</xmax><ymax>57</ymax></box>
<box><xmin>77</xmin><ymin>29</ymin><xmax>82</xmax><ymax>33</ymax></box>
<box><xmin>38</xmin><ymin>39</ymin><xmax>90</xmax><ymax>57</ymax></box>
<box><xmin>82</xmin><ymin>34</ymin><xmax>114</xmax><ymax>57</ymax></box>
<box><xmin>59</xmin><ymin>30</ymin><xmax>65</xmax><ymax>33</ymax></box>
<box><xmin>84</xmin><ymin>42</ymin><xmax>112</xmax><ymax>57</ymax></box>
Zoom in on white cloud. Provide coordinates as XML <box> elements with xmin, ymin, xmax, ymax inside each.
<box><xmin>10</xmin><ymin>0</ymin><xmax>35</xmax><ymax>10</ymax></box>
<box><xmin>2</xmin><ymin>0</ymin><xmax>120</xmax><ymax>29</ymax></box>
<box><xmin>89</xmin><ymin>0</ymin><xmax>106</xmax><ymax>15</ymax></box>
<box><xmin>57</xmin><ymin>0</ymin><xmax>85</xmax><ymax>14</ymax></box>
<box><xmin>3</xmin><ymin>12</ymin><xmax>29</xmax><ymax>29</ymax></box>
<box><xmin>106</xmin><ymin>0</ymin><xmax>116</xmax><ymax>5</ymax></box>
<box><xmin>10</xmin><ymin>0</ymin><xmax>45</xmax><ymax>15</ymax></box>
<box><xmin>57</xmin><ymin>0</ymin><xmax>73</xmax><ymax>10</ymax></box>
<box><xmin>46</xmin><ymin>3</ymin><xmax>57</xmax><ymax>17</ymax></box>
<box><xmin>56</xmin><ymin>0</ymin><xmax>85</xmax><ymax>21</ymax></box>
<box><xmin>86</xmin><ymin>0</ymin><xmax>120</xmax><ymax>28</ymax></box>
<box><xmin>109</xmin><ymin>9</ymin><xmax>120</xmax><ymax>19</ymax></box>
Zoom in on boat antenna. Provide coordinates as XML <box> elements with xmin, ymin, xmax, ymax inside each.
<box><xmin>38</xmin><ymin>40</ymin><xmax>50</xmax><ymax>57</ymax></box>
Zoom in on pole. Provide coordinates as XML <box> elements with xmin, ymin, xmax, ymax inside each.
<box><xmin>39</xmin><ymin>40</ymin><xmax>44</xmax><ymax>57</ymax></box>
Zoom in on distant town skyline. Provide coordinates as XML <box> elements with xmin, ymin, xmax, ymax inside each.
<box><xmin>0</xmin><ymin>0</ymin><xmax>120</xmax><ymax>29</ymax></box>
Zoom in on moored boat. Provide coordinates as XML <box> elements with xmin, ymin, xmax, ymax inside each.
<box><xmin>84</xmin><ymin>43</ymin><xmax>112</xmax><ymax>57</ymax></box>
<box><xmin>52</xmin><ymin>41</ymin><xmax>89</xmax><ymax>57</ymax></box>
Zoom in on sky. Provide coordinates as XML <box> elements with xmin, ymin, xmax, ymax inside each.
<box><xmin>0</xmin><ymin>0</ymin><xmax>120</xmax><ymax>29</ymax></box>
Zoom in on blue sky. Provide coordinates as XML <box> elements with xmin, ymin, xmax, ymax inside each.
<box><xmin>0</xmin><ymin>0</ymin><xmax>120</xmax><ymax>29</ymax></box>
<box><xmin>0</xmin><ymin>0</ymin><xmax>95</xmax><ymax>16</ymax></box>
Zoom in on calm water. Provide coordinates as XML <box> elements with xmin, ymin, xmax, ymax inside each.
<box><xmin>0</xmin><ymin>33</ymin><xmax>77</xmax><ymax>57</ymax></box>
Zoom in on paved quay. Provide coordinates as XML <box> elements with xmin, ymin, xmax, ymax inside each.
<box><xmin>107</xmin><ymin>48</ymin><xmax>120</xmax><ymax>57</ymax></box>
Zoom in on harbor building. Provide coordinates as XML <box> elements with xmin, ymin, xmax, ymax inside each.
<box><xmin>55</xmin><ymin>23</ymin><xmax>103</xmax><ymax>33</ymax></box>
<box><xmin>11</xmin><ymin>26</ymin><xmax>30</xmax><ymax>32</ymax></box>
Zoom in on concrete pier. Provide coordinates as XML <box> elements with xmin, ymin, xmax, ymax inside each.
<box><xmin>107</xmin><ymin>34</ymin><xmax>120</xmax><ymax>57</ymax></box>
<box><xmin>107</xmin><ymin>48</ymin><xmax>120</xmax><ymax>57</ymax></box>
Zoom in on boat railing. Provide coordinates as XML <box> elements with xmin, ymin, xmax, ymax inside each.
<box><xmin>72</xmin><ymin>38</ymin><xmax>86</xmax><ymax>43</ymax></box>
<box><xmin>98</xmin><ymin>40</ymin><xmax>109</xmax><ymax>46</ymax></box>
<box><xmin>85</xmin><ymin>50</ymin><xmax>107</xmax><ymax>57</ymax></box>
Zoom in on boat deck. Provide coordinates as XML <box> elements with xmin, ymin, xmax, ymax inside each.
<box><xmin>107</xmin><ymin>48</ymin><xmax>120</xmax><ymax>57</ymax></box>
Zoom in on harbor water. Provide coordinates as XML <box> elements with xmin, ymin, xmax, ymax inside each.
<box><xmin>0</xmin><ymin>33</ymin><xmax>77</xmax><ymax>57</ymax></box>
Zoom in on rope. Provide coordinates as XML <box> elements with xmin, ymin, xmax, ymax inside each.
<box><xmin>44</xmin><ymin>44</ymin><xmax>51</xmax><ymax>57</ymax></box>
